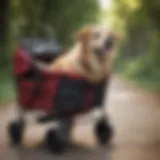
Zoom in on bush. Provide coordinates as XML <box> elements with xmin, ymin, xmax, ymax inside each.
<box><xmin>115</xmin><ymin>57</ymin><xmax>160</xmax><ymax>93</ymax></box>
<box><xmin>0</xmin><ymin>68</ymin><xmax>15</xmax><ymax>103</ymax></box>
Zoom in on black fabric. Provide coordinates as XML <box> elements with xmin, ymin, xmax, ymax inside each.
<box><xmin>21</xmin><ymin>38</ymin><xmax>62</xmax><ymax>55</ymax></box>
<box><xmin>93</xmin><ymin>79</ymin><xmax>109</xmax><ymax>108</ymax></box>
<box><xmin>21</xmin><ymin>38</ymin><xmax>63</xmax><ymax>63</ymax></box>
<box><xmin>54</xmin><ymin>76</ymin><xmax>90</xmax><ymax>114</ymax></box>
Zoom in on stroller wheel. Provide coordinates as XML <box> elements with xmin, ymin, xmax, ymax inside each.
<box><xmin>8</xmin><ymin>120</ymin><xmax>25</xmax><ymax>145</ymax></box>
<box><xmin>94</xmin><ymin>118</ymin><xmax>113</xmax><ymax>146</ymax></box>
<box><xmin>45</xmin><ymin>129</ymin><xmax>66</xmax><ymax>154</ymax></box>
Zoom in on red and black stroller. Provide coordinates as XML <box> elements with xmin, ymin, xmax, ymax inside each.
<box><xmin>8</xmin><ymin>33</ymin><xmax>113</xmax><ymax>153</ymax></box>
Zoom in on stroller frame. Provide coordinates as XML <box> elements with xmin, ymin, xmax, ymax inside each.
<box><xmin>8</xmin><ymin>38</ymin><xmax>113</xmax><ymax>154</ymax></box>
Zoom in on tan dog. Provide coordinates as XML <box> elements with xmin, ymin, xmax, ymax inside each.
<box><xmin>49</xmin><ymin>25</ymin><xmax>119</xmax><ymax>83</ymax></box>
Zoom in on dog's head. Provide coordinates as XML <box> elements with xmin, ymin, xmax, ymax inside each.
<box><xmin>74</xmin><ymin>25</ymin><xmax>119</xmax><ymax>58</ymax></box>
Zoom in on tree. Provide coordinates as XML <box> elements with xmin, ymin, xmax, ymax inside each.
<box><xmin>104</xmin><ymin>0</ymin><xmax>160</xmax><ymax>91</ymax></box>
<box><xmin>0</xmin><ymin>0</ymin><xmax>11</xmax><ymax>68</ymax></box>
<box><xmin>11</xmin><ymin>0</ymin><xmax>100</xmax><ymax>46</ymax></box>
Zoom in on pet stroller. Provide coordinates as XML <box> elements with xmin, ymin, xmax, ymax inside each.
<box><xmin>8</xmin><ymin>26</ymin><xmax>113</xmax><ymax>154</ymax></box>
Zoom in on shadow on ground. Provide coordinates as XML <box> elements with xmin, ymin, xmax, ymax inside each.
<box><xmin>9</xmin><ymin>143</ymin><xmax>111</xmax><ymax>160</ymax></box>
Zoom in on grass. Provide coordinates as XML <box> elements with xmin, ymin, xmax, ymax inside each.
<box><xmin>0</xmin><ymin>68</ymin><xmax>16</xmax><ymax>104</ymax></box>
<box><xmin>0</xmin><ymin>38</ymin><xmax>17</xmax><ymax>104</ymax></box>
<box><xmin>114</xmin><ymin>58</ymin><xmax>160</xmax><ymax>94</ymax></box>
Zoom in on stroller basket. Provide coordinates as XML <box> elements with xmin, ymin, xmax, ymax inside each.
<box><xmin>8</xmin><ymin>32</ymin><xmax>113</xmax><ymax>154</ymax></box>
<box><xmin>14</xmin><ymin>38</ymin><xmax>109</xmax><ymax>117</ymax></box>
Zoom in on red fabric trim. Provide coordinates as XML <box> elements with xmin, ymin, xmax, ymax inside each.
<box><xmin>18</xmin><ymin>75</ymin><xmax>61</xmax><ymax>113</ymax></box>
<box><xmin>31</xmin><ymin>76</ymin><xmax>60</xmax><ymax>113</ymax></box>
<box><xmin>14</xmin><ymin>46</ymin><xmax>32</xmax><ymax>76</ymax></box>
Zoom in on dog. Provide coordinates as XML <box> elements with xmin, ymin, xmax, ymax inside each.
<box><xmin>49</xmin><ymin>25</ymin><xmax>119</xmax><ymax>83</ymax></box>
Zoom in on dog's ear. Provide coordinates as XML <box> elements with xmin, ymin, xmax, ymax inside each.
<box><xmin>74</xmin><ymin>26</ymin><xmax>92</xmax><ymax>41</ymax></box>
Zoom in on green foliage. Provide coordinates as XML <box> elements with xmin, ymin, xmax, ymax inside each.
<box><xmin>105</xmin><ymin>0</ymin><xmax>160</xmax><ymax>92</ymax></box>
<box><xmin>116</xmin><ymin>58</ymin><xmax>160</xmax><ymax>93</ymax></box>
<box><xmin>141</xmin><ymin>0</ymin><xmax>160</xmax><ymax>29</ymax></box>
<box><xmin>46</xmin><ymin>0</ymin><xmax>100</xmax><ymax>45</ymax></box>
<box><xmin>0</xmin><ymin>68</ymin><xmax>16</xmax><ymax>103</ymax></box>
<box><xmin>11</xmin><ymin>0</ymin><xmax>100</xmax><ymax>46</ymax></box>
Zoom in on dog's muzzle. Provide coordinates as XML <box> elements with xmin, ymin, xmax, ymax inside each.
<box><xmin>104</xmin><ymin>37</ymin><xmax>114</xmax><ymax>50</ymax></box>
<box><xmin>94</xmin><ymin>37</ymin><xmax>114</xmax><ymax>56</ymax></box>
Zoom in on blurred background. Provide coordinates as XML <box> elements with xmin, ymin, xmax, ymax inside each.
<box><xmin>0</xmin><ymin>0</ymin><xmax>160</xmax><ymax>102</ymax></box>
<box><xmin>0</xmin><ymin>0</ymin><xmax>160</xmax><ymax>160</ymax></box>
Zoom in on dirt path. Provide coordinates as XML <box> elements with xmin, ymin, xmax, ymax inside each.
<box><xmin>0</xmin><ymin>77</ymin><xmax>160</xmax><ymax>160</ymax></box>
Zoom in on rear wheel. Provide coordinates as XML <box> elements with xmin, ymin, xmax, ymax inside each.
<box><xmin>8</xmin><ymin>120</ymin><xmax>25</xmax><ymax>145</ymax></box>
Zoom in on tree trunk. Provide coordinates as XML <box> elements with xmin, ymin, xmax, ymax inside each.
<box><xmin>0</xmin><ymin>0</ymin><xmax>10</xmax><ymax>68</ymax></box>
<box><xmin>0</xmin><ymin>0</ymin><xmax>9</xmax><ymax>43</ymax></box>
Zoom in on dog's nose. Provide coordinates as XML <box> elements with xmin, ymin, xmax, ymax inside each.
<box><xmin>104</xmin><ymin>37</ymin><xmax>114</xmax><ymax>50</ymax></box>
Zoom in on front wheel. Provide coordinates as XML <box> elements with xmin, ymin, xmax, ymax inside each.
<box><xmin>45</xmin><ymin>128</ymin><xmax>67</xmax><ymax>154</ymax></box>
<box><xmin>94</xmin><ymin>118</ymin><xmax>113</xmax><ymax>146</ymax></box>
